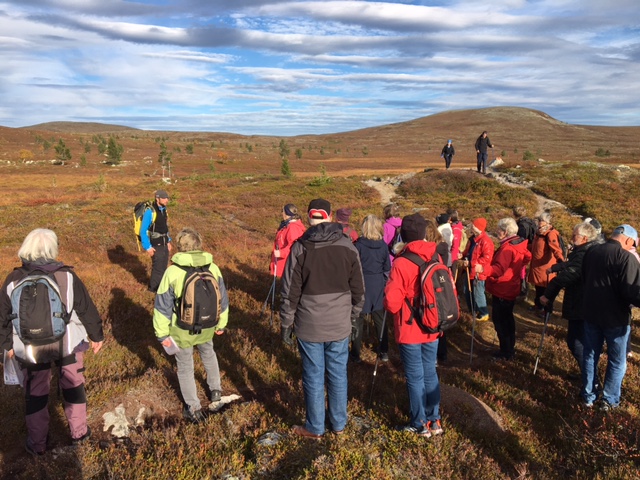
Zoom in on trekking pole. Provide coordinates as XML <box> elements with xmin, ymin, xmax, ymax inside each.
<box><xmin>269</xmin><ymin>263</ymin><xmax>277</xmax><ymax>328</ymax></box>
<box><xmin>533</xmin><ymin>306</ymin><xmax>552</xmax><ymax>375</ymax></box>
<box><xmin>368</xmin><ymin>311</ymin><xmax>387</xmax><ymax>409</ymax></box>
<box><xmin>468</xmin><ymin>265</ymin><xmax>477</xmax><ymax>365</ymax></box>
<box><xmin>261</xmin><ymin>277</ymin><xmax>275</xmax><ymax>315</ymax></box>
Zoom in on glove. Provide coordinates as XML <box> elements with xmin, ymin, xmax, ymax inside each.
<box><xmin>281</xmin><ymin>326</ymin><xmax>294</xmax><ymax>346</ymax></box>
<box><xmin>350</xmin><ymin>315</ymin><xmax>359</xmax><ymax>342</ymax></box>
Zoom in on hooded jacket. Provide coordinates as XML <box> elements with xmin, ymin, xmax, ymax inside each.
<box><xmin>0</xmin><ymin>260</ymin><xmax>104</xmax><ymax>363</ymax></box>
<box><xmin>270</xmin><ymin>219</ymin><xmax>306</xmax><ymax>277</ymax></box>
<box><xmin>485</xmin><ymin>235</ymin><xmax>532</xmax><ymax>301</ymax></box>
<box><xmin>462</xmin><ymin>231</ymin><xmax>494</xmax><ymax>281</ymax></box>
<box><xmin>543</xmin><ymin>240</ymin><xmax>596</xmax><ymax>321</ymax></box>
<box><xmin>384</xmin><ymin>217</ymin><xmax>403</xmax><ymax>264</ymax></box>
<box><xmin>528</xmin><ymin>227</ymin><xmax>564</xmax><ymax>286</ymax></box>
<box><xmin>355</xmin><ymin>237</ymin><xmax>391</xmax><ymax>313</ymax></box>
<box><xmin>384</xmin><ymin>241</ymin><xmax>441</xmax><ymax>344</ymax></box>
<box><xmin>280</xmin><ymin>222</ymin><xmax>365</xmax><ymax>343</ymax></box>
<box><xmin>153</xmin><ymin>251</ymin><xmax>229</xmax><ymax>348</ymax></box>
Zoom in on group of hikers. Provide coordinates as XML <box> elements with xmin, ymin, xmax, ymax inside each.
<box><xmin>2</xmin><ymin>184</ymin><xmax>640</xmax><ymax>454</ymax></box>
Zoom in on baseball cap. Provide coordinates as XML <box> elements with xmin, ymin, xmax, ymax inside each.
<box><xmin>615</xmin><ymin>224</ymin><xmax>638</xmax><ymax>246</ymax></box>
<box><xmin>308</xmin><ymin>198</ymin><xmax>331</xmax><ymax>220</ymax></box>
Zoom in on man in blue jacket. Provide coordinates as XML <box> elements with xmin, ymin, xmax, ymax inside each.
<box><xmin>140</xmin><ymin>190</ymin><xmax>172</xmax><ymax>292</ymax></box>
<box><xmin>581</xmin><ymin>224</ymin><xmax>640</xmax><ymax>410</ymax></box>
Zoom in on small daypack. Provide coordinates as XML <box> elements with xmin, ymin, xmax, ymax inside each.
<box><xmin>174</xmin><ymin>265</ymin><xmax>222</xmax><ymax>335</ymax></box>
<box><xmin>546</xmin><ymin>229</ymin><xmax>568</xmax><ymax>261</ymax></box>
<box><xmin>518</xmin><ymin>217</ymin><xmax>536</xmax><ymax>247</ymax></box>
<box><xmin>388</xmin><ymin>225</ymin><xmax>403</xmax><ymax>257</ymax></box>
<box><xmin>400</xmin><ymin>252</ymin><xmax>460</xmax><ymax>334</ymax></box>
<box><xmin>10</xmin><ymin>270</ymin><xmax>71</xmax><ymax>362</ymax></box>
<box><xmin>133</xmin><ymin>200</ymin><xmax>156</xmax><ymax>251</ymax></box>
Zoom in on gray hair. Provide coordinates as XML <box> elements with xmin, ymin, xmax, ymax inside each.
<box><xmin>497</xmin><ymin>217</ymin><xmax>518</xmax><ymax>236</ymax></box>
<box><xmin>537</xmin><ymin>212</ymin><xmax>552</xmax><ymax>224</ymax></box>
<box><xmin>175</xmin><ymin>227</ymin><xmax>203</xmax><ymax>252</ymax></box>
<box><xmin>574</xmin><ymin>222</ymin><xmax>598</xmax><ymax>242</ymax></box>
<box><xmin>18</xmin><ymin>228</ymin><xmax>59</xmax><ymax>261</ymax></box>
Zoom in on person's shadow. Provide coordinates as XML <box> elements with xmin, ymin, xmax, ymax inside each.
<box><xmin>107</xmin><ymin>245</ymin><xmax>149</xmax><ymax>286</ymax></box>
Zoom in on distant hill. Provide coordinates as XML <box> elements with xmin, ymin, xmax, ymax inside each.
<box><xmin>22</xmin><ymin>121</ymin><xmax>139</xmax><ymax>134</ymax></box>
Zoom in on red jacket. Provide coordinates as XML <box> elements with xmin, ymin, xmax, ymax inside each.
<box><xmin>485</xmin><ymin>235</ymin><xmax>532</xmax><ymax>301</ymax></box>
<box><xmin>462</xmin><ymin>231</ymin><xmax>494</xmax><ymax>281</ymax></box>
<box><xmin>383</xmin><ymin>241</ymin><xmax>441</xmax><ymax>345</ymax></box>
<box><xmin>270</xmin><ymin>220</ymin><xmax>306</xmax><ymax>277</ymax></box>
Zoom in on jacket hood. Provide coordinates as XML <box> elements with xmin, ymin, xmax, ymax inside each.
<box><xmin>171</xmin><ymin>251</ymin><xmax>214</xmax><ymax>267</ymax></box>
<box><xmin>356</xmin><ymin>237</ymin><xmax>387</xmax><ymax>250</ymax></box>
<box><xmin>504</xmin><ymin>235</ymin><xmax>528</xmax><ymax>251</ymax></box>
<box><xmin>302</xmin><ymin>222</ymin><xmax>344</xmax><ymax>243</ymax></box>
<box><xmin>386</xmin><ymin>217</ymin><xmax>402</xmax><ymax>228</ymax></box>
<box><xmin>397</xmin><ymin>240</ymin><xmax>438</xmax><ymax>261</ymax></box>
<box><xmin>21</xmin><ymin>259</ymin><xmax>65</xmax><ymax>272</ymax></box>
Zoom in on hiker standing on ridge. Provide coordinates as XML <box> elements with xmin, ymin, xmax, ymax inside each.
<box><xmin>270</xmin><ymin>203</ymin><xmax>306</xmax><ymax>278</ymax></box>
<box><xmin>474</xmin><ymin>131</ymin><xmax>494</xmax><ymax>174</ymax></box>
<box><xmin>0</xmin><ymin>229</ymin><xmax>104</xmax><ymax>455</ymax></box>
<box><xmin>153</xmin><ymin>228</ymin><xmax>229</xmax><ymax>424</ymax></box>
<box><xmin>441</xmin><ymin>139</ymin><xmax>455</xmax><ymax>170</ymax></box>
<box><xmin>140</xmin><ymin>189</ymin><xmax>172</xmax><ymax>293</ymax></box>
<box><xmin>280</xmin><ymin>198</ymin><xmax>365</xmax><ymax>439</ymax></box>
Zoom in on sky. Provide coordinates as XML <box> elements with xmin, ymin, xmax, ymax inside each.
<box><xmin>1</xmin><ymin>0</ymin><xmax>639</xmax><ymax>136</ymax></box>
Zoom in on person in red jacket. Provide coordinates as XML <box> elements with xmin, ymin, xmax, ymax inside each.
<box><xmin>462</xmin><ymin>218</ymin><xmax>494</xmax><ymax>321</ymax></box>
<box><xmin>482</xmin><ymin>218</ymin><xmax>532</xmax><ymax>360</ymax></box>
<box><xmin>270</xmin><ymin>203</ymin><xmax>306</xmax><ymax>278</ymax></box>
<box><xmin>383</xmin><ymin>213</ymin><xmax>444</xmax><ymax>438</ymax></box>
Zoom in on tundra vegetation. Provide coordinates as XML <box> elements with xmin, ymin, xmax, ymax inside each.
<box><xmin>0</xmin><ymin>107</ymin><xmax>639</xmax><ymax>479</ymax></box>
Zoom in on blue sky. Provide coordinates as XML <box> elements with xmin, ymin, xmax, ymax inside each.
<box><xmin>1</xmin><ymin>0</ymin><xmax>639</xmax><ymax>135</ymax></box>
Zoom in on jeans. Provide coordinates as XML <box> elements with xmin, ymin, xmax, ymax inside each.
<box><xmin>582</xmin><ymin>322</ymin><xmax>630</xmax><ymax>406</ymax></box>
<box><xmin>398</xmin><ymin>341</ymin><xmax>440</xmax><ymax>429</ymax></box>
<box><xmin>491</xmin><ymin>296</ymin><xmax>516</xmax><ymax>358</ymax></box>
<box><xmin>297</xmin><ymin>336</ymin><xmax>349</xmax><ymax>435</ymax></box>
<box><xmin>477</xmin><ymin>152</ymin><xmax>488</xmax><ymax>173</ymax></box>
<box><xmin>566</xmin><ymin>319</ymin><xmax>585</xmax><ymax>372</ymax></box>
<box><xmin>460</xmin><ymin>272</ymin><xmax>489</xmax><ymax>316</ymax></box>
<box><xmin>175</xmin><ymin>340</ymin><xmax>221</xmax><ymax>411</ymax></box>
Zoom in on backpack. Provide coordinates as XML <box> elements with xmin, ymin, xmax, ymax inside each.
<box><xmin>546</xmin><ymin>230</ymin><xmax>568</xmax><ymax>261</ymax></box>
<box><xmin>400</xmin><ymin>252</ymin><xmax>460</xmax><ymax>334</ymax></box>
<box><xmin>388</xmin><ymin>225</ymin><xmax>403</xmax><ymax>257</ymax></box>
<box><xmin>174</xmin><ymin>265</ymin><xmax>222</xmax><ymax>335</ymax></box>
<box><xmin>518</xmin><ymin>217</ymin><xmax>536</xmax><ymax>247</ymax></box>
<box><xmin>9</xmin><ymin>270</ymin><xmax>71</xmax><ymax>363</ymax></box>
<box><xmin>133</xmin><ymin>200</ymin><xmax>157</xmax><ymax>251</ymax></box>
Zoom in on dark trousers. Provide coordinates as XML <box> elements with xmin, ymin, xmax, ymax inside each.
<box><xmin>477</xmin><ymin>152</ymin><xmax>488</xmax><ymax>173</ymax></box>
<box><xmin>444</xmin><ymin>155</ymin><xmax>453</xmax><ymax>169</ymax></box>
<box><xmin>567</xmin><ymin>319</ymin><xmax>585</xmax><ymax>372</ymax></box>
<box><xmin>350</xmin><ymin>310</ymin><xmax>388</xmax><ymax>359</ymax></box>
<box><xmin>149</xmin><ymin>244</ymin><xmax>169</xmax><ymax>292</ymax></box>
<box><xmin>491</xmin><ymin>296</ymin><xmax>516</xmax><ymax>358</ymax></box>
<box><xmin>533</xmin><ymin>285</ymin><xmax>546</xmax><ymax>310</ymax></box>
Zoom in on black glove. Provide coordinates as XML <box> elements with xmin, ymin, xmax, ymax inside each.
<box><xmin>350</xmin><ymin>315</ymin><xmax>359</xmax><ymax>342</ymax></box>
<box><xmin>281</xmin><ymin>326</ymin><xmax>294</xmax><ymax>346</ymax></box>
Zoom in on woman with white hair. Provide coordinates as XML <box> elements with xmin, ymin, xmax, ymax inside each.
<box><xmin>0</xmin><ymin>228</ymin><xmax>104</xmax><ymax>455</ymax></box>
<box><xmin>482</xmin><ymin>218</ymin><xmax>532</xmax><ymax>360</ymax></box>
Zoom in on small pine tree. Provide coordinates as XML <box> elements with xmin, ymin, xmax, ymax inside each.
<box><xmin>295</xmin><ymin>148</ymin><xmax>303</xmax><ymax>160</ymax></box>
<box><xmin>54</xmin><ymin>139</ymin><xmax>71</xmax><ymax>163</ymax></box>
<box><xmin>281</xmin><ymin>157</ymin><xmax>292</xmax><ymax>177</ymax></box>
<box><xmin>106</xmin><ymin>137</ymin><xmax>123</xmax><ymax>164</ymax></box>
<box><xmin>279</xmin><ymin>139</ymin><xmax>290</xmax><ymax>160</ymax></box>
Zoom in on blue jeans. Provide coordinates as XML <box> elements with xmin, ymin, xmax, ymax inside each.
<box><xmin>582</xmin><ymin>322</ymin><xmax>630</xmax><ymax>406</ymax></box>
<box><xmin>297</xmin><ymin>337</ymin><xmax>349</xmax><ymax>435</ymax></box>
<box><xmin>398</xmin><ymin>341</ymin><xmax>440</xmax><ymax>429</ymax></box>
<box><xmin>460</xmin><ymin>272</ymin><xmax>489</xmax><ymax>316</ymax></box>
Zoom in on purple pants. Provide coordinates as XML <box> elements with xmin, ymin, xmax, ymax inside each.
<box><xmin>22</xmin><ymin>348</ymin><xmax>89</xmax><ymax>453</ymax></box>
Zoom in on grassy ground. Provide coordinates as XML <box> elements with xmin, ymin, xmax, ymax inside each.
<box><xmin>1</xmin><ymin>151</ymin><xmax>640</xmax><ymax>479</ymax></box>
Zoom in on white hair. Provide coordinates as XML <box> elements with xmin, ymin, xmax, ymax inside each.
<box><xmin>18</xmin><ymin>228</ymin><xmax>59</xmax><ymax>261</ymax></box>
<box><xmin>574</xmin><ymin>222</ymin><xmax>598</xmax><ymax>242</ymax></box>
<box><xmin>497</xmin><ymin>217</ymin><xmax>518</xmax><ymax>236</ymax></box>
<box><xmin>309</xmin><ymin>217</ymin><xmax>331</xmax><ymax>226</ymax></box>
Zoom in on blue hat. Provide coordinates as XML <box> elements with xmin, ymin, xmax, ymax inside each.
<box><xmin>615</xmin><ymin>224</ymin><xmax>638</xmax><ymax>246</ymax></box>
<box><xmin>447</xmin><ymin>139</ymin><xmax>452</xmax><ymax>144</ymax></box>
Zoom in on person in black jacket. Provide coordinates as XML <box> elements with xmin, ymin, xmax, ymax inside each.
<box><xmin>474</xmin><ymin>131</ymin><xmax>494</xmax><ymax>174</ymax></box>
<box><xmin>580</xmin><ymin>224</ymin><xmax>640</xmax><ymax>409</ymax></box>
<box><xmin>540</xmin><ymin>222</ymin><xmax>598</xmax><ymax>377</ymax></box>
<box><xmin>441</xmin><ymin>140</ymin><xmax>455</xmax><ymax>170</ymax></box>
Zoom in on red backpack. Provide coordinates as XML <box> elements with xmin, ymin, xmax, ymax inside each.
<box><xmin>400</xmin><ymin>252</ymin><xmax>460</xmax><ymax>334</ymax></box>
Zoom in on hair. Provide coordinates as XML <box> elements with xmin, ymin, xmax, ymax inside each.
<box><xmin>512</xmin><ymin>206</ymin><xmax>526</xmax><ymax>218</ymax></box>
<box><xmin>447</xmin><ymin>209</ymin><xmax>459</xmax><ymax>222</ymax></box>
<box><xmin>497</xmin><ymin>217</ymin><xmax>518</xmax><ymax>236</ymax></box>
<box><xmin>18</xmin><ymin>229</ymin><xmax>59</xmax><ymax>261</ymax></box>
<box><xmin>574</xmin><ymin>222</ymin><xmax>598</xmax><ymax>242</ymax></box>
<box><xmin>175</xmin><ymin>227</ymin><xmax>203</xmax><ymax>252</ymax></box>
<box><xmin>383</xmin><ymin>203</ymin><xmax>400</xmax><ymax>220</ymax></box>
<box><xmin>309</xmin><ymin>217</ymin><xmax>330</xmax><ymax>226</ymax></box>
<box><xmin>283</xmin><ymin>203</ymin><xmax>300</xmax><ymax>220</ymax></box>
<box><xmin>424</xmin><ymin>219</ymin><xmax>441</xmax><ymax>243</ymax></box>
<box><xmin>361</xmin><ymin>214</ymin><xmax>384</xmax><ymax>241</ymax></box>
<box><xmin>537</xmin><ymin>212</ymin><xmax>552</xmax><ymax>224</ymax></box>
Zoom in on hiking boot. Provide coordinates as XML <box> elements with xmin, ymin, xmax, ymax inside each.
<box><xmin>183</xmin><ymin>407</ymin><xmax>207</xmax><ymax>424</ymax></box>
<box><xmin>599</xmin><ymin>402</ymin><xmax>617</xmax><ymax>412</ymax></box>
<box><xmin>292</xmin><ymin>425</ymin><xmax>322</xmax><ymax>440</ymax></box>
<box><xmin>25</xmin><ymin>440</ymin><xmax>45</xmax><ymax>456</ymax></box>
<box><xmin>427</xmin><ymin>419</ymin><xmax>444</xmax><ymax>436</ymax></box>
<box><xmin>398</xmin><ymin>425</ymin><xmax>431</xmax><ymax>438</ymax></box>
<box><xmin>72</xmin><ymin>426</ymin><xmax>91</xmax><ymax>445</ymax></box>
<box><xmin>476</xmin><ymin>313</ymin><xmax>490</xmax><ymax>322</ymax></box>
<box><xmin>210</xmin><ymin>390</ymin><xmax>222</xmax><ymax>402</ymax></box>
<box><xmin>378</xmin><ymin>352</ymin><xmax>389</xmax><ymax>362</ymax></box>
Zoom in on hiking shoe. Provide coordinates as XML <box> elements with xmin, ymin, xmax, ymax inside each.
<box><xmin>476</xmin><ymin>313</ymin><xmax>490</xmax><ymax>322</ymax></box>
<box><xmin>378</xmin><ymin>353</ymin><xmax>389</xmax><ymax>362</ymax></box>
<box><xmin>292</xmin><ymin>425</ymin><xmax>322</xmax><ymax>440</ymax></box>
<box><xmin>599</xmin><ymin>402</ymin><xmax>617</xmax><ymax>412</ymax></box>
<box><xmin>427</xmin><ymin>419</ymin><xmax>444</xmax><ymax>436</ymax></box>
<box><xmin>25</xmin><ymin>440</ymin><xmax>45</xmax><ymax>456</ymax></box>
<box><xmin>399</xmin><ymin>425</ymin><xmax>431</xmax><ymax>438</ymax></box>
<box><xmin>183</xmin><ymin>407</ymin><xmax>207</xmax><ymax>424</ymax></box>
<box><xmin>210</xmin><ymin>390</ymin><xmax>222</xmax><ymax>402</ymax></box>
<box><xmin>72</xmin><ymin>426</ymin><xmax>91</xmax><ymax>445</ymax></box>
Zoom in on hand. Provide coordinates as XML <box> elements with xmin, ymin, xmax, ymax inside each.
<box><xmin>546</xmin><ymin>268</ymin><xmax>553</xmax><ymax>274</ymax></box>
<box><xmin>91</xmin><ymin>341</ymin><xmax>103</xmax><ymax>354</ymax></box>
<box><xmin>475</xmin><ymin>264</ymin><xmax>484</xmax><ymax>274</ymax></box>
<box><xmin>7</xmin><ymin>349</ymin><xmax>14</xmax><ymax>359</ymax></box>
<box><xmin>167</xmin><ymin>242</ymin><xmax>172</xmax><ymax>253</ymax></box>
<box><xmin>462</xmin><ymin>259</ymin><xmax>469</xmax><ymax>267</ymax></box>
<box><xmin>273</xmin><ymin>249</ymin><xmax>281</xmax><ymax>259</ymax></box>
<box><xmin>215</xmin><ymin>329</ymin><xmax>225</xmax><ymax>336</ymax></box>
<box><xmin>281</xmin><ymin>326</ymin><xmax>293</xmax><ymax>346</ymax></box>
<box><xmin>146</xmin><ymin>247</ymin><xmax>156</xmax><ymax>257</ymax></box>
<box><xmin>161</xmin><ymin>338</ymin><xmax>173</xmax><ymax>348</ymax></box>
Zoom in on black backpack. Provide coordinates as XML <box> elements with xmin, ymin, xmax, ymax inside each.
<box><xmin>173</xmin><ymin>265</ymin><xmax>221</xmax><ymax>335</ymax></box>
<box><xmin>517</xmin><ymin>217</ymin><xmax>536</xmax><ymax>247</ymax></box>
<box><xmin>388</xmin><ymin>225</ymin><xmax>403</xmax><ymax>257</ymax></box>
<box><xmin>400</xmin><ymin>252</ymin><xmax>460</xmax><ymax>334</ymax></box>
